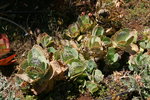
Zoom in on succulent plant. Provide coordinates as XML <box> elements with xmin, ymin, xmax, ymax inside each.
<box><xmin>64</xmin><ymin>15</ymin><xmax>94</xmax><ymax>38</ymax></box>
<box><xmin>80</xmin><ymin>35</ymin><xmax>105</xmax><ymax>59</ymax></box>
<box><xmin>16</xmin><ymin>45</ymin><xmax>54</xmax><ymax>95</ymax></box>
<box><xmin>36</xmin><ymin>33</ymin><xmax>53</xmax><ymax>48</ymax></box>
<box><xmin>138</xmin><ymin>28</ymin><xmax>150</xmax><ymax>50</ymax></box>
<box><xmin>65</xmin><ymin>23</ymin><xmax>80</xmax><ymax>38</ymax></box>
<box><xmin>105</xmin><ymin>47</ymin><xmax>119</xmax><ymax>65</ymax></box>
<box><xmin>124</xmin><ymin>52</ymin><xmax>150</xmax><ymax>99</ymax></box>
<box><xmin>61</xmin><ymin>46</ymin><xmax>79</xmax><ymax>63</ymax></box>
<box><xmin>112</xmin><ymin>29</ymin><xmax>137</xmax><ymax>48</ymax></box>
<box><xmin>77</xmin><ymin>15</ymin><xmax>94</xmax><ymax>33</ymax></box>
<box><xmin>17</xmin><ymin>13</ymin><xmax>150</xmax><ymax>98</ymax></box>
<box><xmin>128</xmin><ymin>52</ymin><xmax>150</xmax><ymax>72</ymax></box>
<box><xmin>67</xmin><ymin>59</ymin><xmax>86</xmax><ymax>78</ymax></box>
<box><xmin>92</xmin><ymin>25</ymin><xmax>104</xmax><ymax>36</ymax></box>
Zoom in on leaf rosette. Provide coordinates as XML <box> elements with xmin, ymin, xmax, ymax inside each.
<box><xmin>16</xmin><ymin>45</ymin><xmax>54</xmax><ymax>95</ymax></box>
<box><xmin>77</xmin><ymin>15</ymin><xmax>94</xmax><ymax>33</ymax></box>
<box><xmin>36</xmin><ymin>33</ymin><xmax>53</xmax><ymax>48</ymax></box>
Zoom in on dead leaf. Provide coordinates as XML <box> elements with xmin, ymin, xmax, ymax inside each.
<box><xmin>70</xmin><ymin>40</ymin><xmax>79</xmax><ymax>50</ymax></box>
<box><xmin>31</xmin><ymin>79</ymin><xmax>54</xmax><ymax>95</ymax></box>
<box><xmin>125</xmin><ymin>44</ymin><xmax>139</xmax><ymax>55</ymax></box>
<box><xmin>147</xmin><ymin>97</ymin><xmax>150</xmax><ymax>100</ymax></box>
<box><xmin>114</xmin><ymin>0</ymin><xmax>124</xmax><ymax>8</ymax></box>
<box><xmin>50</xmin><ymin>60</ymin><xmax>68</xmax><ymax>80</ymax></box>
<box><xmin>36</xmin><ymin>33</ymin><xmax>49</xmax><ymax>45</ymax></box>
<box><xmin>16</xmin><ymin>73</ymin><xmax>33</xmax><ymax>83</ymax></box>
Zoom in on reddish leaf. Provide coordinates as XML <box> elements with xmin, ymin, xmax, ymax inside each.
<box><xmin>0</xmin><ymin>54</ymin><xmax>16</xmax><ymax>66</ymax></box>
<box><xmin>0</xmin><ymin>34</ymin><xmax>10</xmax><ymax>57</ymax></box>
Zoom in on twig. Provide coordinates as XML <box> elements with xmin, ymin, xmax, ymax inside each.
<box><xmin>0</xmin><ymin>16</ymin><xmax>28</xmax><ymax>35</ymax></box>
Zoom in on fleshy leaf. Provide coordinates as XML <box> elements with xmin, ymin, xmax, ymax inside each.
<box><xmin>68</xmin><ymin>59</ymin><xmax>86</xmax><ymax>77</ymax></box>
<box><xmin>37</xmin><ymin>33</ymin><xmax>53</xmax><ymax>48</ymax></box>
<box><xmin>66</xmin><ymin>23</ymin><xmax>80</xmax><ymax>38</ymax></box>
<box><xmin>101</xmin><ymin>36</ymin><xmax>111</xmax><ymax>45</ymax></box>
<box><xmin>106</xmin><ymin>47</ymin><xmax>119</xmax><ymax>64</ymax></box>
<box><xmin>93</xmin><ymin>69</ymin><xmax>104</xmax><ymax>83</ymax></box>
<box><xmin>86</xmin><ymin>60</ymin><xmax>97</xmax><ymax>73</ymax></box>
<box><xmin>112</xmin><ymin>29</ymin><xmax>137</xmax><ymax>47</ymax></box>
<box><xmin>61</xmin><ymin>46</ymin><xmax>78</xmax><ymax>63</ymax></box>
<box><xmin>77</xmin><ymin>15</ymin><xmax>93</xmax><ymax>32</ymax></box>
<box><xmin>86</xmin><ymin>81</ymin><xmax>99</xmax><ymax>94</ymax></box>
<box><xmin>18</xmin><ymin>45</ymin><xmax>54</xmax><ymax>95</ymax></box>
<box><xmin>47</xmin><ymin>47</ymin><xmax>56</xmax><ymax>53</ymax></box>
<box><xmin>139</xmin><ymin>40</ymin><xmax>150</xmax><ymax>49</ymax></box>
<box><xmin>89</xmin><ymin>36</ymin><xmax>101</xmax><ymax>48</ymax></box>
<box><xmin>92</xmin><ymin>26</ymin><xmax>104</xmax><ymax>36</ymax></box>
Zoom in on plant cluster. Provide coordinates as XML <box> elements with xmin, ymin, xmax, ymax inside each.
<box><xmin>16</xmin><ymin>14</ymin><xmax>150</xmax><ymax>99</ymax></box>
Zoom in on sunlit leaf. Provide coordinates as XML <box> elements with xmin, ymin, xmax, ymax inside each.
<box><xmin>37</xmin><ymin>33</ymin><xmax>53</xmax><ymax>48</ymax></box>
<box><xmin>68</xmin><ymin>59</ymin><xmax>86</xmax><ymax>77</ymax></box>
<box><xmin>112</xmin><ymin>29</ymin><xmax>137</xmax><ymax>47</ymax></box>
<box><xmin>92</xmin><ymin>26</ymin><xmax>104</xmax><ymax>36</ymax></box>
<box><xmin>86</xmin><ymin>81</ymin><xmax>98</xmax><ymax>94</ymax></box>
<box><xmin>93</xmin><ymin>69</ymin><xmax>104</xmax><ymax>83</ymax></box>
<box><xmin>77</xmin><ymin>15</ymin><xmax>93</xmax><ymax>32</ymax></box>
<box><xmin>66</xmin><ymin>23</ymin><xmax>80</xmax><ymax>38</ymax></box>
<box><xmin>47</xmin><ymin>47</ymin><xmax>56</xmax><ymax>53</ymax></box>
<box><xmin>89</xmin><ymin>36</ymin><xmax>101</xmax><ymax>48</ymax></box>
<box><xmin>86</xmin><ymin>60</ymin><xmax>97</xmax><ymax>73</ymax></box>
<box><xmin>106</xmin><ymin>47</ymin><xmax>119</xmax><ymax>64</ymax></box>
<box><xmin>101</xmin><ymin>36</ymin><xmax>111</xmax><ymax>45</ymax></box>
<box><xmin>139</xmin><ymin>40</ymin><xmax>150</xmax><ymax>49</ymax></box>
<box><xmin>61</xmin><ymin>46</ymin><xmax>78</xmax><ymax>63</ymax></box>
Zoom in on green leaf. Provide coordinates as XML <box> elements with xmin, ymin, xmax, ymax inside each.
<box><xmin>61</xmin><ymin>46</ymin><xmax>78</xmax><ymax>63</ymax></box>
<box><xmin>67</xmin><ymin>23</ymin><xmax>80</xmax><ymax>38</ymax></box>
<box><xmin>116</xmin><ymin>29</ymin><xmax>130</xmax><ymax>42</ymax></box>
<box><xmin>54</xmin><ymin>51</ymin><xmax>61</xmax><ymax>60</ymax></box>
<box><xmin>140</xmin><ymin>40</ymin><xmax>150</xmax><ymax>49</ymax></box>
<box><xmin>42</xmin><ymin>36</ymin><xmax>53</xmax><ymax>47</ymax></box>
<box><xmin>25</xmin><ymin>66</ymin><xmax>45</xmax><ymax>79</ymax></box>
<box><xmin>47</xmin><ymin>47</ymin><xmax>56</xmax><ymax>53</ymax></box>
<box><xmin>37</xmin><ymin>33</ymin><xmax>53</xmax><ymax>48</ymax></box>
<box><xmin>68</xmin><ymin>59</ymin><xmax>86</xmax><ymax>77</ymax></box>
<box><xmin>77</xmin><ymin>15</ymin><xmax>93</xmax><ymax>32</ymax></box>
<box><xmin>20</xmin><ymin>45</ymin><xmax>52</xmax><ymax>81</ymax></box>
<box><xmin>20</xmin><ymin>60</ymin><xmax>29</xmax><ymax>70</ymax></box>
<box><xmin>89</xmin><ymin>36</ymin><xmax>101</xmax><ymax>48</ymax></box>
<box><xmin>113</xmin><ymin>53</ymin><xmax>119</xmax><ymax>62</ymax></box>
<box><xmin>101</xmin><ymin>36</ymin><xmax>111</xmax><ymax>45</ymax></box>
<box><xmin>93</xmin><ymin>69</ymin><xmax>104</xmax><ymax>83</ymax></box>
<box><xmin>27</xmin><ymin>46</ymin><xmax>48</xmax><ymax>65</ymax></box>
<box><xmin>126</xmin><ymin>36</ymin><xmax>134</xmax><ymax>45</ymax></box>
<box><xmin>128</xmin><ymin>65</ymin><xmax>134</xmax><ymax>71</ymax></box>
<box><xmin>92</xmin><ymin>26</ymin><xmax>104</xmax><ymax>36</ymax></box>
<box><xmin>86</xmin><ymin>60</ymin><xmax>97</xmax><ymax>73</ymax></box>
<box><xmin>112</xmin><ymin>29</ymin><xmax>137</xmax><ymax>47</ymax></box>
<box><xmin>86</xmin><ymin>81</ymin><xmax>99</xmax><ymax>94</ymax></box>
<box><xmin>136</xmin><ymin>53</ymin><xmax>143</xmax><ymax>64</ymax></box>
<box><xmin>78</xmin><ymin>15</ymin><xmax>92</xmax><ymax>25</ymax></box>
<box><xmin>106</xmin><ymin>47</ymin><xmax>119</xmax><ymax>64</ymax></box>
